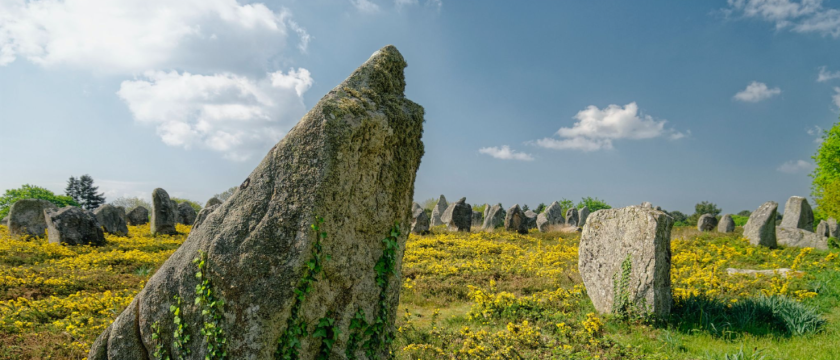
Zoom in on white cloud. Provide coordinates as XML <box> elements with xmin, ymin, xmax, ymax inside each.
<box><xmin>727</xmin><ymin>0</ymin><xmax>840</xmax><ymax>37</ymax></box>
<box><xmin>350</xmin><ymin>0</ymin><xmax>380</xmax><ymax>13</ymax></box>
<box><xmin>833</xmin><ymin>87</ymin><xmax>840</xmax><ymax>108</ymax></box>
<box><xmin>479</xmin><ymin>145</ymin><xmax>534</xmax><ymax>161</ymax></box>
<box><xmin>533</xmin><ymin>102</ymin><xmax>684</xmax><ymax>152</ymax></box>
<box><xmin>117</xmin><ymin>69</ymin><xmax>312</xmax><ymax>161</ymax></box>
<box><xmin>733</xmin><ymin>81</ymin><xmax>782</xmax><ymax>102</ymax></box>
<box><xmin>777</xmin><ymin>160</ymin><xmax>815</xmax><ymax>173</ymax></box>
<box><xmin>808</xmin><ymin>125</ymin><xmax>824</xmax><ymax>143</ymax></box>
<box><xmin>0</xmin><ymin>0</ymin><xmax>310</xmax><ymax>73</ymax></box>
<box><xmin>818</xmin><ymin>66</ymin><xmax>840</xmax><ymax>82</ymax></box>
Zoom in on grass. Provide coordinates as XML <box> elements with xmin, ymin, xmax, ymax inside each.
<box><xmin>0</xmin><ymin>223</ymin><xmax>838</xmax><ymax>359</ymax></box>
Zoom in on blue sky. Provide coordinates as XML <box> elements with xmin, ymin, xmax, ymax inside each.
<box><xmin>1</xmin><ymin>0</ymin><xmax>839</xmax><ymax>214</ymax></box>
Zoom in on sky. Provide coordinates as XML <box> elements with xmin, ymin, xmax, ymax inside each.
<box><xmin>1</xmin><ymin>0</ymin><xmax>840</xmax><ymax>214</ymax></box>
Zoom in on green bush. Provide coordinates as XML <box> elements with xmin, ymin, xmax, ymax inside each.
<box><xmin>577</xmin><ymin>196</ymin><xmax>611</xmax><ymax>212</ymax></box>
<box><xmin>0</xmin><ymin>184</ymin><xmax>78</xmax><ymax>219</ymax></box>
<box><xmin>171</xmin><ymin>198</ymin><xmax>202</xmax><ymax>213</ymax></box>
<box><xmin>731</xmin><ymin>215</ymin><xmax>749</xmax><ymax>227</ymax></box>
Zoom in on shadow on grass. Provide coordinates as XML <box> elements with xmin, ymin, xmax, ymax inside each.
<box><xmin>668</xmin><ymin>295</ymin><xmax>826</xmax><ymax>338</ymax></box>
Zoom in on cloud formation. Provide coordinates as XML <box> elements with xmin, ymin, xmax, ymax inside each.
<box><xmin>534</xmin><ymin>102</ymin><xmax>684</xmax><ymax>152</ymax></box>
<box><xmin>833</xmin><ymin>87</ymin><xmax>840</xmax><ymax>108</ymax></box>
<box><xmin>117</xmin><ymin>69</ymin><xmax>312</xmax><ymax>161</ymax></box>
<box><xmin>818</xmin><ymin>66</ymin><xmax>840</xmax><ymax>82</ymax></box>
<box><xmin>777</xmin><ymin>159</ymin><xmax>815</xmax><ymax>174</ymax></box>
<box><xmin>479</xmin><ymin>146</ymin><xmax>534</xmax><ymax>161</ymax></box>
<box><xmin>726</xmin><ymin>0</ymin><xmax>840</xmax><ymax>37</ymax></box>
<box><xmin>350</xmin><ymin>0</ymin><xmax>380</xmax><ymax>13</ymax></box>
<box><xmin>733</xmin><ymin>81</ymin><xmax>782</xmax><ymax>102</ymax></box>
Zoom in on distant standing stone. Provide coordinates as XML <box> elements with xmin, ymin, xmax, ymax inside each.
<box><xmin>744</xmin><ymin>201</ymin><xmax>777</xmax><ymax>247</ymax></box>
<box><xmin>780</xmin><ymin>196</ymin><xmax>814</xmax><ymax>231</ymax></box>
<box><xmin>411</xmin><ymin>204</ymin><xmax>430</xmax><ymax>234</ymax></box>
<box><xmin>45</xmin><ymin>207</ymin><xmax>106</xmax><ymax>246</ymax></box>
<box><xmin>828</xmin><ymin>218</ymin><xmax>840</xmax><ymax>238</ymax></box>
<box><xmin>816</xmin><ymin>220</ymin><xmax>829</xmax><ymax>239</ymax></box>
<box><xmin>640</xmin><ymin>202</ymin><xmax>653</xmax><ymax>209</ymax></box>
<box><xmin>193</xmin><ymin>205</ymin><xmax>220</xmax><ymax>231</ymax></box>
<box><xmin>483</xmin><ymin>204</ymin><xmax>490</xmax><ymax>221</ymax></box>
<box><xmin>126</xmin><ymin>206</ymin><xmax>149</xmax><ymax>226</ymax></box>
<box><xmin>524</xmin><ymin>210</ymin><xmax>537</xmax><ymax>229</ymax></box>
<box><xmin>94</xmin><ymin>204</ymin><xmax>129</xmax><ymax>236</ymax></box>
<box><xmin>697</xmin><ymin>214</ymin><xmax>717</xmax><ymax>232</ymax></box>
<box><xmin>718</xmin><ymin>214</ymin><xmax>735</xmax><ymax>233</ymax></box>
<box><xmin>537</xmin><ymin>201</ymin><xmax>564</xmax><ymax>232</ymax></box>
<box><xmin>430</xmin><ymin>195</ymin><xmax>448</xmax><ymax>227</ymax></box>
<box><xmin>579</xmin><ymin>206</ymin><xmax>590</xmax><ymax>227</ymax></box>
<box><xmin>151</xmin><ymin>188</ymin><xmax>178</xmax><ymax>235</ymax></box>
<box><xmin>776</xmin><ymin>226</ymin><xmax>828</xmax><ymax>250</ymax></box>
<box><xmin>177</xmin><ymin>202</ymin><xmax>197</xmax><ymax>225</ymax></box>
<box><xmin>482</xmin><ymin>203</ymin><xmax>506</xmax><ymax>231</ymax></box>
<box><xmin>7</xmin><ymin>199</ymin><xmax>57</xmax><ymax>237</ymax></box>
<box><xmin>504</xmin><ymin>204</ymin><xmax>528</xmax><ymax>234</ymax></box>
<box><xmin>566</xmin><ymin>208</ymin><xmax>579</xmax><ymax>228</ymax></box>
<box><xmin>471</xmin><ymin>210</ymin><xmax>483</xmax><ymax>228</ymax></box>
<box><xmin>206</xmin><ymin>197</ymin><xmax>223</xmax><ymax>208</ymax></box>
<box><xmin>447</xmin><ymin>197</ymin><xmax>472</xmax><ymax>232</ymax></box>
<box><xmin>579</xmin><ymin>205</ymin><xmax>674</xmax><ymax>317</ymax></box>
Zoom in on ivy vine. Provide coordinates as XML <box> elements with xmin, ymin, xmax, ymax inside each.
<box><xmin>193</xmin><ymin>250</ymin><xmax>228</xmax><ymax>359</ymax></box>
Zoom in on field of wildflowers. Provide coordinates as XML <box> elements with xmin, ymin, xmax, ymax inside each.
<box><xmin>0</xmin><ymin>224</ymin><xmax>838</xmax><ymax>359</ymax></box>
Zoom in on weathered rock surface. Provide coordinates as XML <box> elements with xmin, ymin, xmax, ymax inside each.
<box><xmin>411</xmin><ymin>204</ymin><xmax>430</xmax><ymax>234</ymax></box>
<box><xmin>206</xmin><ymin>197</ymin><xmax>223</xmax><ymax>208</ymax></box>
<box><xmin>471</xmin><ymin>210</ymin><xmax>483</xmax><ymax>228</ymax></box>
<box><xmin>151</xmin><ymin>188</ymin><xmax>178</xmax><ymax>235</ymax></box>
<box><xmin>126</xmin><ymin>206</ymin><xmax>149</xmax><ymax>226</ymax></box>
<box><xmin>504</xmin><ymin>204</ymin><xmax>528</xmax><ymax>234</ymax></box>
<box><xmin>94</xmin><ymin>204</ymin><xmax>128</xmax><ymax>236</ymax></box>
<box><xmin>7</xmin><ymin>199</ymin><xmax>57</xmax><ymax>237</ymax></box>
<box><xmin>640</xmin><ymin>202</ymin><xmax>653</xmax><ymax>209</ymax></box>
<box><xmin>744</xmin><ymin>201</ymin><xmax>777</xmax><ymax>247</ymax></box>
<box><xmin>566</xmin><ymin>208</ymin><xmax>579</xmax><ymax>228</ymax></box>
<box><xmin>45</xmin><ymin>207</ymin><xmax>106</xmax><ymax>246</ymax></box>
<box><xmin>579</xmin><ymin>205</ymin><xmax>673</xmax><ymax>317</ymax></box>
<box><xmin>192</xmin><ymin>205</ymin><xmax>220</xmax><ymax>231</ymax></box>
<box><xmin>524</xmin><ymin>210</ymin><xmax>537</xmax><ymax>229</ymax></box>
<box><xmin>718</xmin><ymin>214</ymin><xmax>735</xmax><ymax>233</ymax></box>
<box><xmin>430</xmin><ymin>195</ymin><xmax>448</xmax><ymax>227</ymax></box>
<box><xmin>697</xmin><ymin>214</ymin><xmax>717</xmax><ymax>232</ymax></box>
<box><xmin>579</xmin><ymin>206</ymin><xmax>590</xmax><ymax>227</ymax></box>
<box><xmin>817</xmin><ymin>220</ymin><xmax>829</xmax><ymax>239</ymax></box>
<box><xmin>776</xmin><ymin>226</ymin><xmax>828</xmax><ymax>250</ymax></box>
<box><xmin>780</xmin><ymin>196</ymin><xmax>814</xmax><ymax>231</ymax></box>
<box><xmin>829</xmin><ymin>218</ymin><xmax>840</xmax><ymax>238</ymax></box>
<box><xmin>447</xmin><ymin>197</ymin><xmax>472</xmax><ymax>232</ymax></box>
<box><xmin>482</xmin><ymin>204</ymin><xmax>506</xmax><ymax>231</ymax></box>
<box><xmin>440</xmin><ymin>203</ymin><xmax>455</xmax><ymax>226</ymax></box>
<box><xmin>88</xmin><ymin>45</ymin><xmax>425</xmax><ymax>360</ymax></box>
<box><xmin>483</xmin><ymin>204</ymin><xmax>490</xmax><ymax>221</ymax></box>
<box><xmin>177</xmin><ymin>202</ymin><xmax>197</xmax><ymax>225</ymax></box>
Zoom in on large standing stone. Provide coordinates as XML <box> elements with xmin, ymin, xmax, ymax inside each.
<box><xmin>482</xmin><ymin>204</ymin><xmax>506</xmax><ymax>231</ymax></box>
<box><xmin>718</xmin><ymin>214</ymin><xmax>735</xmax><ymax>233</ymax></box>
<box><xmin>94</xmin><ymin>204</ymin><xmax>129</xmax><ymax>236</ymax></box>
<box><xmin>482</xmin><ymin>203</ymin><xmax>490</xmax><ymax>221</ymax></box>
<box><xmin>579</xmin><ymin>206</ymin><xmax>674</xmax><ymax>317</ymax></box>
<box><xmin>579</xmin><ymin>206</ymin><xmax>590</xmax><ymax>227</ymax></box>
<box><xmin>780</xmin><ymin>196</ymin><xmax>814</xmax><ymax>231</ymax></box>
<box><xmin>45</xmin><ymin>207</ymin><xmax>106</xmax><ymax>246</ymax></box>
<box><xmin>447</xmin><ymin>197</ymin><xmax>472</xmax><ymax>232</ymax></box>
<box><xmin>536</xmin><ymin>201</ymin><xmax>565</xmax><ymax>232</ymax></box>
<box><xmin>697</xmin><ymin>214</ymin><xmax>717</xmax><ymax>232</ymax></box>
<box><xmin>744</xmin><ymin>201</ymin><xmax>777</xmax><ymax>247</ymax></box>
<box><xmin>430</xmin><ymin>195</ymin><xmax>448</xmax><ymax>227</ymax></box>
<box><xmin>7</xmin><ymin>199</ymin><xmax>57</xmax><ymax>237</ymax></box>
<box><xmin>524</xmin><ymin>210</ymin><xmax>538</xmax><ymax>229</ymax></box>
<box><xmin>177</xmin><ymin>202</ymin><xmax>197</xmax><ymax>225</ymax></box>
<box><xmin>411</xmin><ymin>204</ymin><xmax>429</xmax><ymax>235</ymax></box>
<box><xmin>776</xmin><ymin>226</ymin><xmax>828</xmax><ymax>250</ymax></box>
<box><xmin>206</xmin><ymin>197</ymin><xmax>223</xmax><ymax>208</ymax></box>
<box><xmin>566</xmin><ymin>208</ymin><xmax>579</xmax><ymax>228</ymax></box>
<box><xmin>126</xmin><ymin>206</ymin><xmax>149</xmax><ymax>226</ymax></box>
<box><xmin>440</xmin><ymin>202</ymin><xmax>455</xmax><ymax>225</ymax></box>
<box><xmin>88</xmin><ymin>45</ymin><xmax>425</xmax><ymax>360</ymax></box>
<box><xmin>504</xmin><ymin>204</ymin><xmax>528</xmax><ymax>234</ymax></box>
<box><xmin>471</xmin><ymin>210</ymin><xmax>483</xmax><ymax>228</ymax></box>
<box><xmin>151</xmin><ymin>188</ymin><xmax>178</xmax><ymax>235</ymax></box>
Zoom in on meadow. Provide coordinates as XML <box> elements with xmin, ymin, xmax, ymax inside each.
<box><xmin>0</xmin><ymin>224</ymin><xmax>838</xmax><ymax>359</ymax></box>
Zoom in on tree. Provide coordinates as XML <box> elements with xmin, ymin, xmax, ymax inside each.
<box><xmin>694</xmin><ymin>201</ymin><xmax>721</xmax><ymax>217</ymax></box>
<box><xmin>737</xmin><ymin>210</ymin><xmax>751</xmax><ymax>217</ymax></box>
<box><xmin>558</xmin><ymin>198</ymin><xmax>575</xmax><ymax>215</ymax></box>
<box><xmin>110</xmin><ymin>197</ymin><xmax>152</xmax><ymax>213</ymax></box>
<box><xmin>522</xmin><ymin>204</ymin><xmax>530</xmax><ymax>212</ymax></box>
<box><xmin>214</xmin><ymin>186</ymin><xmax>238</xmax><ymax>202</ymax></box>
<box><xmin>812</xmin><ymin>122</ymin><xmax>840</xmax><ymax>220</ymax></box>
<box><xmin>0</xmin><ymin>184</ymin><xmax>78</xmax><ymax>219</ymax></box>
<box><xmin>172</xmin><ymin>198</ymin><xmax>202</xmax><ymax>213</ymax></box>
<box><xmin>577</xmin><ymin>197</ymin><xmax>611</xmax><ymax>212</ymax></box>
<box><xmin>67</xmin><ymin>175</ymin><xmax>106</xmax><ymax>210</ymax></box>
<box><xmin>535</xmin><ymin>203</ymin><xmax>546</xmax><ymax>214</ymax></box>
<box><xmin>473</xmin><ymin>203</ymin><xmax>487</xmax><ymax>215</ymax></box>
<box><xmin>667</xmin><ymin>210</ymin><xmax>687</xmax><ymax>224</ymax></box>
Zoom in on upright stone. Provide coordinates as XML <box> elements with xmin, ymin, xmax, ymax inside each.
<box><xmin>744</xmin><ymin>201</ymin><xmax>777</xmax><ymax>247</ymax></box>
<box><xmin>816</xmin><ymin>220</ymin><xmax>829</xmax><ymax>238</ymax></box>
<box><xmin>177</xmin><ymin>202</ymin><xmax>197</xmax><ymax>225</ymax></box>
<box><xmin>440</xmin><ymin>202</ymin><xmax>455</xmax><ymax>225</ymax></box>
<box><xmin>828</xmin><ymin>218</ymin><xmax>840</xmax><ymax>238</ymax></box>
<box><xmin>206</xmin><ymin>197</ymin><xmax>223</xmax><ymax>208</ymax></box>
<box><xmin>641</xmin><ymin>202</ymin><xmax>653</xmax><ymax>209</ymax></box>
<box><xmin>126</xmin><ymin>206</ymin><xmax>149</xmax><ymax>226</ymax></box>
<box><xmin>430</xmin><ymin>195</ymin><xmax>448</xmax><ymax>227</ymax></box>
<box><xmin>88</xmin><ymin>45</ymin><xmax>425</xmax><ymax>360</ymax></box>
<box><xmin>150</xmin><ymin>188</ymin><xmax>178</xmax><ymax>235</ymax></box>
<box><xmin>411</xmin><ymin>204</ymin><xmax>429</xmax><ymax>235</ymax></box>
<box><xmin>780</xmin><ymin>196</ymin><xmax>814</xmax><ymax>231</ymax></box>
<box><xmin>579</xmin><ymin>206</ymin><xmax>590</xmax><ymax>227</ymax></box>
<box><xmin>537</xmin><ymin>201</ymin><xmax>565</xmax><ymax>232</ymax></box>
<box><xmin>447</xmin><ymin>197</ymin><xmax>472</xmax><ymax>232</ymax></box>
<box><xmin>482</xmin><ymin>203</ymin><xmax>506</xmax><ymax>231</ymax></box>
<box><xmin>776</xmin><ymin>226</ymin><xmax>828</xmax><ymax>250</ymax></box>
<box><xmin>471</xmin><ymin>210</ymin><xmax>483</xmax><ymax>227</ymax></box>
<box><xmin>718</xmin><ymin>214</ymin><xmax>735</xmax><ymax>233</ymax></box>
<box><xmin>524</xmin><ymin>210</ymin><xmax>537</xmax><ymax>229</ymax></box>
<box><xmin>7</xmin><ymin>199</ymin><xmax>57</xmax><ymax>237</ymax></box>
<box><xmin>504</xmin><ymin>204</ymin><xmax>528</xmax><ymax>234</ymax></box>
<box><xmin>566</xmin><ymin>208</ymin><xmax>579</xmax><ymax>227</ymax></box>
<box><xmin>483</xmin><ymin>204</ymin><xmax>490</xmax><ymax>221</ymax></box>
<box><xmin>45</xmin><ymin>207</ymin><xmax>106</xmax><ymax>246</ymax></box>
<box><xmin>579</xmin><ymin>205</ymin><xmax>673</xmax><ymax>317</ymax></box>
<box><xmin>94</xmin><ymin>204</ymin><xmax>129</xmax><ymax>236</ymax></box>
<box><xmin>697</xmin><ymin>214</ymin><xmax>717</xmax><ymax>232</ymax></box>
